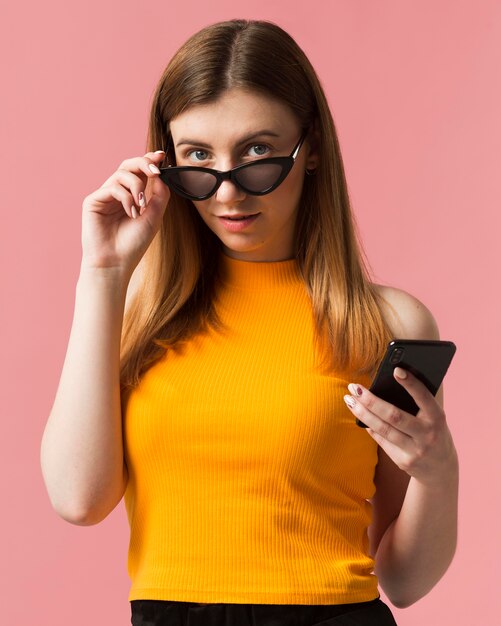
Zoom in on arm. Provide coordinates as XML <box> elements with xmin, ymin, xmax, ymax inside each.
<box><xmin>368</xmin><ymin>392</ymin><xmax>459</xmax><ymax>608</ymax></box>
<box><xmin>345</xmin><ymin>288</ymin><xmax>459</xmax><ymax>608</ymax></box>
<box><xmin>40</xmin><ymin>263</ymin><xmax>134</xmax><ymax>525</ymax></box>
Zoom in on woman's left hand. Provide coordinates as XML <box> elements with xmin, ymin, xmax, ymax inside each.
<box><xmin>343</xmin><ymin>367</ymin><xmax>458</xmax><ymax>487</ymax></box>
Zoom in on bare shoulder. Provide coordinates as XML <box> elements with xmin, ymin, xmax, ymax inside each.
<box><xmin>372</xmin><ymin>283</ymin><xmax>440</xmax><ymax>340</ymax></box>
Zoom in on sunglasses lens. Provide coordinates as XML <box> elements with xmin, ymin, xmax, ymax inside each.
<box><xmin>168</xmin><ymin>170</ymin><xmax>218</xmax><ymax>198</ymax></box>
<box><xmin>235</xmin><ymin>163</ymin><xmax>284</xmax><ymax>193</ymax></box>
<box><xmin>163</xmin><ymin>160</ymin><xmax>289</xmax><ymax>199</ymax></box>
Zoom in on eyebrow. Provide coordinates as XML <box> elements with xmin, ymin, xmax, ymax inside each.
<box><xmin>175</xmin><ymin>130</ymin><xmax>281</xmax><ymax>149</ymax></box>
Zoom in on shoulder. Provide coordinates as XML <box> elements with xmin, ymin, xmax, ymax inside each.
<box><xmin>372</xmin><ymin>283</ymin><xmax>440</xmax><ymax>340</ymax></box>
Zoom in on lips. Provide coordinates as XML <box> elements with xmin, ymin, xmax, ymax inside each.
<box><xmin>219</xmin><ymin>213</ymin><xmax>259</xmax><ymax>220</ymax></box>
<box><xmin>217</xmin><ymin>213</ymin><xmax>260</xmax><ymax>231</ymax></box>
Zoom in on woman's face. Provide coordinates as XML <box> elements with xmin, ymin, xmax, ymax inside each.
<box><xmin>168</xmin><ymin>88</ymin><xmax>318</xmax><ymax>262</ymax></box>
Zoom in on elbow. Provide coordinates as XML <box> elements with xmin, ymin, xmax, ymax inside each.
<box><xmin>40</xmin><ymin>473</ymin><xmax>102</xmax><ymax>526</ymax></box>
<box><xmin>40</xmin><ymin>472</ymin><xmax>121</xmax><ymax>526</ymax></box>
<box><xmin>50</xmin><ymin>502</ymin><xmax>102</xmax><ymax>526</ymax></box>
<box><xmin>57</xmin><ymin>505</ymin><xmax>113</xmax><ymax>526</ymax></box>
<box><xmin>40</xmin><ymin>457</ymin><xmax>128</xmax><ymax>527</ymax></box>
<box><xmin>381</xmin><ymin>575</ymin><xmax>446</xmax><ymax>609</ymax></box>
<box><xmin>382</xmin><ymin>557</ymin><xmax>457</xmax><ymax>609</ymax></box>
<box><xmin>55</xmin><ymin>495</ymin><xmax>124</xmax><ymax>525</ymax></box>
<box><xmin>381</xmin><ymin>582</ymin><xmax>427</xmax><ymax>608</ymax></box>
<box><xmin>47</xmin><ymin>497</ymin><xmax>123</xmax><ymax>526</ymax></box>
<box><xmin>387</xmin><ymin>595</ymin><xmax>419</xmax><ymax>609</ymax></box>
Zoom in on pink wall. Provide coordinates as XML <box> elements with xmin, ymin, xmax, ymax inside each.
<box><xmin>2</xmin><ymin>1</ymin><xmax>498</xmax><ymax>623</ymax></box>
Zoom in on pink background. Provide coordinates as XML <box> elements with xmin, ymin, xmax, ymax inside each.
<box><xmin>1</xmin><ymin>0</ymin><xmax>499</xmax><ymax>623</ymax></box>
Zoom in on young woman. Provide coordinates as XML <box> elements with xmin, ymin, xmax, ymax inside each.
<box><xmin>40</xmin><ymin>19</ymin><xmax>459</xmax><ymax>626</ymax></box>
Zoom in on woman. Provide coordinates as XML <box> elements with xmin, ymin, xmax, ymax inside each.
<box><xmin>40</xmin><ymin>18</ymin><xmax>458</xmax><ymax>626</ymax></box>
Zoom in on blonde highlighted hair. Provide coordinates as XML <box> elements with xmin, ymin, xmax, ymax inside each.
<box><xmin>119</xmin><ymin>19</ymin><xmax>393</xmax><ymax>401</ymax></box>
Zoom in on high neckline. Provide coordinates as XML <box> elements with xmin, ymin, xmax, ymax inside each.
<box><xmin>218</xmin><ymin>252</ymin><xmax>302</xmax><ymax>290</ymax></box>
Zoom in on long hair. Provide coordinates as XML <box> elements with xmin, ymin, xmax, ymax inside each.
<box><xmin>119</xmin><ymin>19</ymin><xmax>394</xmax><ymax>401</ymax></box>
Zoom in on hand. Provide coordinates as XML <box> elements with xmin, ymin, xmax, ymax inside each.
<box><xmin>343</xmin><ymin>367</ymin><xmax>458</xmax><ymax>488</ymax></box>
<box><xmin>81</xmin><ymin>150</ymin><xmax>171</xmax><ymax>277</ymax></box>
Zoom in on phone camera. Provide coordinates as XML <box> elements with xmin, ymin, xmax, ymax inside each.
<box><xmin>390</xmin><ymin>348</ymin><xmax>404</xmax><ymax>365</ymax></box>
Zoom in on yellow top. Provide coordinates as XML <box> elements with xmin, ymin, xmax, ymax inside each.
<box><xmin>122</xmin><ymin>252</ymin><xmax>380</xmax><ymax>604</ymax></box>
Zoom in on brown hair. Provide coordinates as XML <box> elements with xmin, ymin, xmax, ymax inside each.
<box><xmin>119</xmin><ymin>19</ymin><xmax>393</xmax><ymax>401</ymax></box>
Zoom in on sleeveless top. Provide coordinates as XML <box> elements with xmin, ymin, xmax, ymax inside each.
<box><xmin>122</xmin><ymin>252</ymin><xmax>380</xmax><ymax>604</ymax></box>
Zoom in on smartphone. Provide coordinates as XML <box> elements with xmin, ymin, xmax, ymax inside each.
<box><xmin>356</xmin><ymin>339</ymin><xmax>457</xmax><ymax>428</ymax></box>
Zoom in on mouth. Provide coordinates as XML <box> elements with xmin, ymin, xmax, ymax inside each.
<box><xmin>217</xmin><ymin>213</ymin><xmax>261</xmax><ymax>231</ymax></box>
<box><xmin>218</xmin><ymin>213</ymin><xmax>260</xmax><ymax>221</ymax></box>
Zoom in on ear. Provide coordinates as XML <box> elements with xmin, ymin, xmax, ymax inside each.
<box><xmin>305</xmin><ymin>119</ymin><xmax>320</xmax><ymax>170</ymax></box>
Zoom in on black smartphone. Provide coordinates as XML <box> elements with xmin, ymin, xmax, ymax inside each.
<box><xmin>356</xmin><ymin>339</ymin><xmax>457</xmax><ymax>428</ymax></box>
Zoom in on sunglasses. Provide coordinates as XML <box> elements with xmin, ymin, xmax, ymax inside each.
<box><xmin>158</xmin><ymin>130</ymin><xmax>309</xmax><ymax>201</ymax></box>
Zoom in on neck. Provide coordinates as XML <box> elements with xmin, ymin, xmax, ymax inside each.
<box><xmin>218</xmin><ymin>251</ymin><xmax>301</xmax><ymax>291</ymax></box>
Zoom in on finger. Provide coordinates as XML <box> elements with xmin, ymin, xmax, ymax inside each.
<box><xmin>90</xmin><ymin>182</ymin><xmax>138</xmax><ymax>219</ymax></box>
<box><xmin>113</xmin><ymin>169</ymin><xmax>149</xmax><ymax>214</ymax></box>
<box><xmin>101</xmin><ymin>152</ymin><xmax>166</xmax><ymax>189</ymax></box>
<box><xmin>142</xmin><ymin>149</ymin><xmax>168</xmax><ymax>167</ymax></box>
<box><xmin>392</xmin><ymin>367</ymin><xmax>441</xmax><ymax>417</ymax></box>
<box><xmin>118</xmin><ymin>153</ymin><xmax>164</xmax><ymax>181</ymax></box>
<box><xmin>144</xmin><ymin>173</ymin><xmax>171</xmax><ymax>215</ymax></box>
<box><xmin>343</xmin><ymin>394</ymin><xmax>414</xmax><ymax>450</ymax></box>
<box><xmin>143</xmin><ymin>149</ymin><xmax>166</xmax><ymax>161</ymax></box>
<box><xmin>366</xmin><ymin>427</ymin><xmax>413</xmax><ymax>470</ymax></box>
<box><xmin>346</xmin><ymin>382</ymin><xmax>424</xmax><ymax>438</ymax></box>
<box><xmin>103</xmin><ymin>153</ymin><xmax>167</xmax><ymax>214</ymax></box>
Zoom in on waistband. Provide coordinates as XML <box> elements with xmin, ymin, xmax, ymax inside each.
<box><xmin>130</xmin><ymin>597</ymin><xmax>398</xmax><ymax>625</ymax></box>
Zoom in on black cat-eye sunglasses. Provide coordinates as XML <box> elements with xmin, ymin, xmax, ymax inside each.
<box><xmin>157</xmin><ymin>130</ymin><xmax>309</xmax><ymax>201</ymax></box>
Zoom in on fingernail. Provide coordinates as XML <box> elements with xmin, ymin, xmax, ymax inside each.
<box><xmin>131</xmin><ymin>205</ymin><xmax>139</xmax><ymax>219</ymax></box>
<box><xmin>348</xmin><ymin>383</ymin><xmax>363</xmax><ymax>396</ymax></box>
<box><xmin>344</xmin><ymin>395</ymin><xmax>357</xmax><ymax>408</ymax></box>
<box><xmin>149</xmin><ymin>164</ymin><xmax>161</xmax><ymax>174</ymax></box>
<box><xmin>394</xmin><ymin>367</ymin><xmax>407</xmax><ymax>379</ymax></box>
<box><xmin>138</xmin><ymin>192</ymin><xmax>145</xmax><ymax>207</ymax></box>
<box><xmin>154</xmin><ymin>150</ymin><xmax>165</xmax><ymax>154</ymax></box>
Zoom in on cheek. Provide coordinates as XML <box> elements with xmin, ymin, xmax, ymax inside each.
<box><xmin>292</xmin><ymin>164</ymin><xmax>307</xmax><ymax>190</ymax></box>
<box><xmin>189</xmin><ymin>201</ymin><xmax>218</xmax><ymax>232</ymax></box>
<box><xmin>192</xmin><ymin>201</ymin><xmax>210</xmax><ymax>221</ymax></box>
<box><xmin>276</xmin><ymin>168</ymin><xmax>305</xmax><ymax>206</ymax></box>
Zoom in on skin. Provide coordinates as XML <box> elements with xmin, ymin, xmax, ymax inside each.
<box><xmin>169</xmin><ymin>88</ymin><xmax>319</xmax><ymax>262</ymax></box>
<box><xmin>352</xmin><ymin>288</ymin><xmax>459</xmax><ymax>607</ymax></box>
<box><xmin>169</xmin><ymin>87</ymin><xmax>459</xmax><ymax>608</ymax></box>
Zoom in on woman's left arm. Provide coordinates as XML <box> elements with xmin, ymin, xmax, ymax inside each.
<box><xmin>344</xmin><ymin>288</ymin><xmax>459</xmax><ymax>608</ymax></box>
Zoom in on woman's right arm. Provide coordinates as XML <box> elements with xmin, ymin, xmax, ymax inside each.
<box><xmin>40</xmin><ymin>150</ymin><xmax>170</xmax><ymax>525</ymax></box>
<box><xmin>40</xmin><ymin>265</ymin><xmax>130</xmax><ymax>525</ymax></box>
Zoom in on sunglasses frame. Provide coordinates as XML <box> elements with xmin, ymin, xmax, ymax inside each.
<box><xmin>158</xmin><ymin>129</ymin><xmax>309</xmax><ymax>201</ymax></box>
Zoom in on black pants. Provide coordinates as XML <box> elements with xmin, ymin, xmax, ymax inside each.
<box><xmin>130</xmin><ymin>597</ymin><xmax>398</xmax><ymax>625</ymax></box>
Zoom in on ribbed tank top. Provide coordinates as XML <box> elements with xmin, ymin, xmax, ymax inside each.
<box><xmin>122</xmin><ymin>252</ymin><xmax>380</xmax><ymax>604</ymax></box>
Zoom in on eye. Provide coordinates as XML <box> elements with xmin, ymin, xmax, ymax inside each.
<box><xmin>247</xmin><ymin>144</ymin><xmax>270</xmax><ymax>157</ymax></box>
<box><xmin>186</xmin><ymin>149</ymin><xmax>210</xmax><ymax>163</ymax></box>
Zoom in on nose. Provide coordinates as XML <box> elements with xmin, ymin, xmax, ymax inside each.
<box><xmin>215</xmin><ymin>178</ymin><xmax>246</xmax><ymax>203</ymax></box>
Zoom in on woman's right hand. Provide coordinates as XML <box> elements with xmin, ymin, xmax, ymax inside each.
<box><xmin>81</xmin><ymin>150</ymin><xmax>171</xmax><ymax>277</ymax></box>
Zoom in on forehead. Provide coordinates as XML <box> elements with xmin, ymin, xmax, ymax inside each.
<box><xmin>169</xmin><ymin>88</ymin><xmax>299</xmax><ymax>141</ymax></box>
